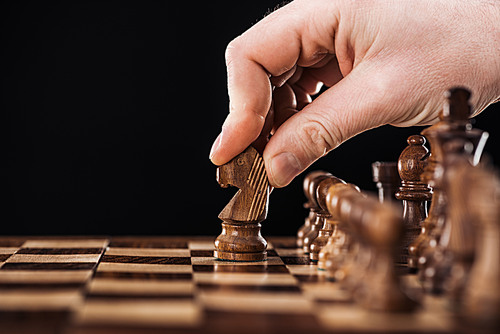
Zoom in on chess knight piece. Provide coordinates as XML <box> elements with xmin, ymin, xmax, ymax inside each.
<box><xmin>214</xmin><ymin>108</ymin><xmax>274</xmax><ymax>262</ymax></box>
<box><xmin>214</xmin><ymin>145</ymin><xmax>271</xmax><ymax>261</ymax></box>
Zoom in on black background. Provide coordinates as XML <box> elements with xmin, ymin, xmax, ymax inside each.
<box><xmin>2</xmin><ymin>1</ymin><xmax>499</xmax><ymax>236</ymax></box>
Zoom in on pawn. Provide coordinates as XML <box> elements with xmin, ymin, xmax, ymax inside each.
<box><xmin>302</xmin><ymin>173</ymin><xmax>336</xmax><ymax>254</ymax></box>
<box><xmin>396</xmin><ymin>135</ymin><xmax>432</xmax><ymax>270</ymax></box>
<box><xmin>317</xmin><ymin>218</ymin><xmax>347</xmax><ymax>271</ymax></box>
<box><xmin>326</xmin><ymin>186</ymin><xmax>418</xmax><ymax>312</ymax></box>
<box><xmin>297</xmin><ymin>171</ymin><xmax>332</xmax><ymax>248</ymax></box>
<box><xmin>321</xmin><ymin>183</ymin><xmax>361</xmax><ymax>279</ymax></box>
<box><xmin>310</xmin><ymin>176</ymin><xmax>346</xmax><ymax>261</ymax></box>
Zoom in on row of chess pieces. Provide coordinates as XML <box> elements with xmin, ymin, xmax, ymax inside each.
<box><xmin>295</xmin><ymin>88</ymin><xmax>499</xmax><ymax>328</ymax></box>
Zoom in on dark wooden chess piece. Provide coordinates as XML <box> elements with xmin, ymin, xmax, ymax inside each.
<box><xmin>309</xmin><ymin>176</ymin><xmax>346</xmax><ymax>261</ymax></box>
<box><xmin>302</xmin><ymin>173</ymin><xmax>335</xmax><ymax>254</ymax></box>
<box><xmin>412</xmin><ymin>87</ymin><xmax>487</xmax><ymax>278</ymax></box>
<box><xmin>214</xmin><ymin>145</ymin><xmax>271</xmax><ymax>261</ymax></box>
<box><xmin>297</xmin><ymin>171</ymin><xmax>332</xmax><ymax>248</ymax></box>
<box><xmin>395</xmin><ymin>135</ymin><xmax>432</xmax><ymax>270</ymax></box>
<box><xmin>372</xmin><ymin>161</ymin><xmax>400</xmax><ymax>203</ymax></box>
<box><xmin>417</xmin><ymin>88</ymin><xmax>489</xmax><ymax>292</ymax></box>
<box><xmin>326</xmin><ymin>185</ymin><xmax>418</xmax><ymax>312</ymax></box>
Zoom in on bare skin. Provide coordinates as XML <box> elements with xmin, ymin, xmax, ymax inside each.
<box><xmin>209</xmin><ymin>0</ymin><xmax>500</xmax><ymax>187</ymax></box>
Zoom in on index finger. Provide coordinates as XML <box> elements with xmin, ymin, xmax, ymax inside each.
<box><xmin>209</xmin><ymin>0</ymin><xmax>338</xmax><ymax>165</ymax></box>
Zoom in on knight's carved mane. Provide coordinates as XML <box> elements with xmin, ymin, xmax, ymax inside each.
<box><xmin>218</xmin><ymin>146</ymin><xmax>270</xmax><ymax>222</ymax></box>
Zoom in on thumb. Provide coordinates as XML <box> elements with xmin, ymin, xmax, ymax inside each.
<box><xmin>264</xmin><ymin>65</ymin><xmax>401</xmax><ymax>187</ymax></box>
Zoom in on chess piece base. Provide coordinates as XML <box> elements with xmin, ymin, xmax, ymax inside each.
<box><xmin>214</xmin><ymin>250</ymin><xmax>267</xmax><ymax>262</ymax></box>
<box><xmin>214</xmin><ymin>221</ymin><xmax>267</xmax><ymax>262</ymax></box>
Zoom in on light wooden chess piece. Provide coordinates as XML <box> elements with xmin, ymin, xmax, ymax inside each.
<box><xmin>302</xmin><ymin>173</ymin><xmax>335</xmax><ymax>254</ymax></box>
<box><xmin>396</xmin><ymin>135</ymin><xmax>432</xmax><ymax>270</ymax></box>
<box><xmin>309</xmin><ymin>176</ymin><xmax>346</xmax><ymax>261</ymax></box>
<box><xmin>318</xmin><ymin>183</ymin><xmax>359</xmax><ymax>274</ymax></box>
<box><xmin>297</xmin><ymin>171</ymin><xmax>332</xmax><ymax>248</ymax></box>
<box><xmin>326</xmin><ymin>185</ymin><xmax>418</xmax><ymax>312</ymax></box>
<box><xmin>324</xmin><ymin>183</ymin><xmax>364</xmax><ymax>283</ymax></box>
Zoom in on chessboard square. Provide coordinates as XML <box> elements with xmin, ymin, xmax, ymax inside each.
<box><xmin>108</xmin><ymin>239</ymin><xmax>189</xmax><ymax>249</ymax></box>
<box><xmin>191</xmin><ymin>257</ymin><xmax>284</xmax><ymax>266</ymax></box>
<box><xmin>104</xmin><ymin>247</ymin><xmax>190</xmax><ymax>257</ymax></box>
<box><xmin>300</xmin><ymin>282</ymin><xmax>352</xmax><ymax>303</ymax></box>
<box><xmin>197</xmin><ymin>282</ymin><xmax>301</xmax><ymax>294</ymax></box>
<box><xmin>281</xmin><ymin>257</ymin><xmax>311</xmax><ymax>265</ymax></box>
<box><xmin>1</xmin><ymin>262</ymin><xmax>97</xmax><ymax>270</ymax></box>
<box><xmin>274</xmin><ymin>248</ymin><xmax>306</xmax><ymax>257</ymax></box>
<box><xmin>0</xmin><ymin>247</ymin><xmax>19</xmax><ymax>254</ymax></box>
<box><xmin>96</xmin><ymin>262</ymin><xmax>192</xmax><ymax>273</ymax></box>
<box><xmin>204</xmin><ymin>310</ymin><xmax>321</xmax><ymax>333</ymax></box>
<box><xmin>16</xmin><ymin>248</ymin><xmax>104</xmax><ymax>255</ymax></box>
<box><xmin>190</xmin><ymin>250</ymin><xmax>214</xmax><ymax>257</ymax></box>
<box><xmin>287</xmin><ymin>264</ymin><xmax>323</xmax><ymax>275</ymax></box>
<box><xmin>76</xmin><ymin>299</ymin><xmax>202</xmax><ymax>327</ymax></box>
<box><xmin>88</xmin><ymin>278</ymin><xmax>195</xmax><ymax>296</ymax></box>
<box><xmin>22</xmin><ymin>240</ymin><xmax>109</xmax><ymax>249</ymax></box>
<box><xmin>7</xmin><ymin>254</ymin><xmax>102</xmax><ymax>263</ymax></box>
<box><xmin>199</xmin><ymin>290</ymin><xmax>313</xmax><ymax>314</ymax></box>
<box><xmin>192</xmin><ymin>264</ymin><xmax>288</xmax><ymax>273</ymax></box>
<box><xmin>293</xmin><ymin>274</ymin><xmax>325</xmax><ymax>283</ymax></box>
<box><xmin>0</xmin><ymin>270</ymin><xmax>92</xmax><ymax>284</ymax></box>
<box><xmin>266</xmin><ymin>249</ymin><xmax>278</xmax><ymax>257</ymax></box>
<box><xmin>193</xmin><ymin>272</ymin><xmax>298</xmax><ymax>286</ymax></box>
<box><xmin>188</xmin><ymin>240</ymin><xmax>215</xmax><ymax>250</ymax></box>
<box><xmin>317</xmin><ymin>304</ymin><xmax>453</xmax><ymax>332</ymax></box>
<box><xmin>0</xmin><ymin>290</ymin><xmax>83</xmax><ymax>311</ymax></box>
<box><xmin>94</xmin><ymin>271</ymin><xmax>193</xmax><ymax>281</ymax></box>
<box><xmin>0</xmin><ymin>254</ymin><xmax>11</xmax><ymax>262</ymax></box>
<box><xmin>100</xmin><ymin>255</ymin><xmax>191</xmax><ymax>265</ymax></box>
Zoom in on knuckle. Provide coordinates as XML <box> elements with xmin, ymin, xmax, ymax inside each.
<box><xmin>299</xmin><ymin>118</ymin><xmax>341</xmax><ymax>159</ymax></box>
<box><xmin>225</xmin><ymin>37</ymin><xmax>243</xmax><ymax>64</ymax></box>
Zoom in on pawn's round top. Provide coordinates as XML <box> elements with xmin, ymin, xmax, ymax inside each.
<box><xmin>307</xmin><ymin>172</ymin><xmax>334</xmax><ymax>209</ymax></box>
<box><xmin>316</xmin><ymin>176</ymin><xmax>346</xmax><ymax>212</ymax></box>
<box><xmin>303</xmin><ymin>171</ymin><xmax>332</xmax><ymax>208</ymax></box>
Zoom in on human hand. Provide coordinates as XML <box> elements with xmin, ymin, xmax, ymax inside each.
<box><xmin>209</xmin><ymin>0</ymin><xmax>500</xmax><ymax>187</ymax></box>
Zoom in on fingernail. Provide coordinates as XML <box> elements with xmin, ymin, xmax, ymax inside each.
<box><xmin>269</xmin><ymin>152</ymin><xmax>301</xmax><ymax>187</ymax></box>
<box><xmin>209</xmin><ymin>132</ymin><xmax>222</xmax><ymax>161</ymax></box>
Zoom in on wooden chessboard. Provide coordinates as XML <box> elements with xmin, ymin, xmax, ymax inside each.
<box><xmin>0</xmin><ymin>236</ymin><xmax>462</xmax><ymax>334</ymax></box>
